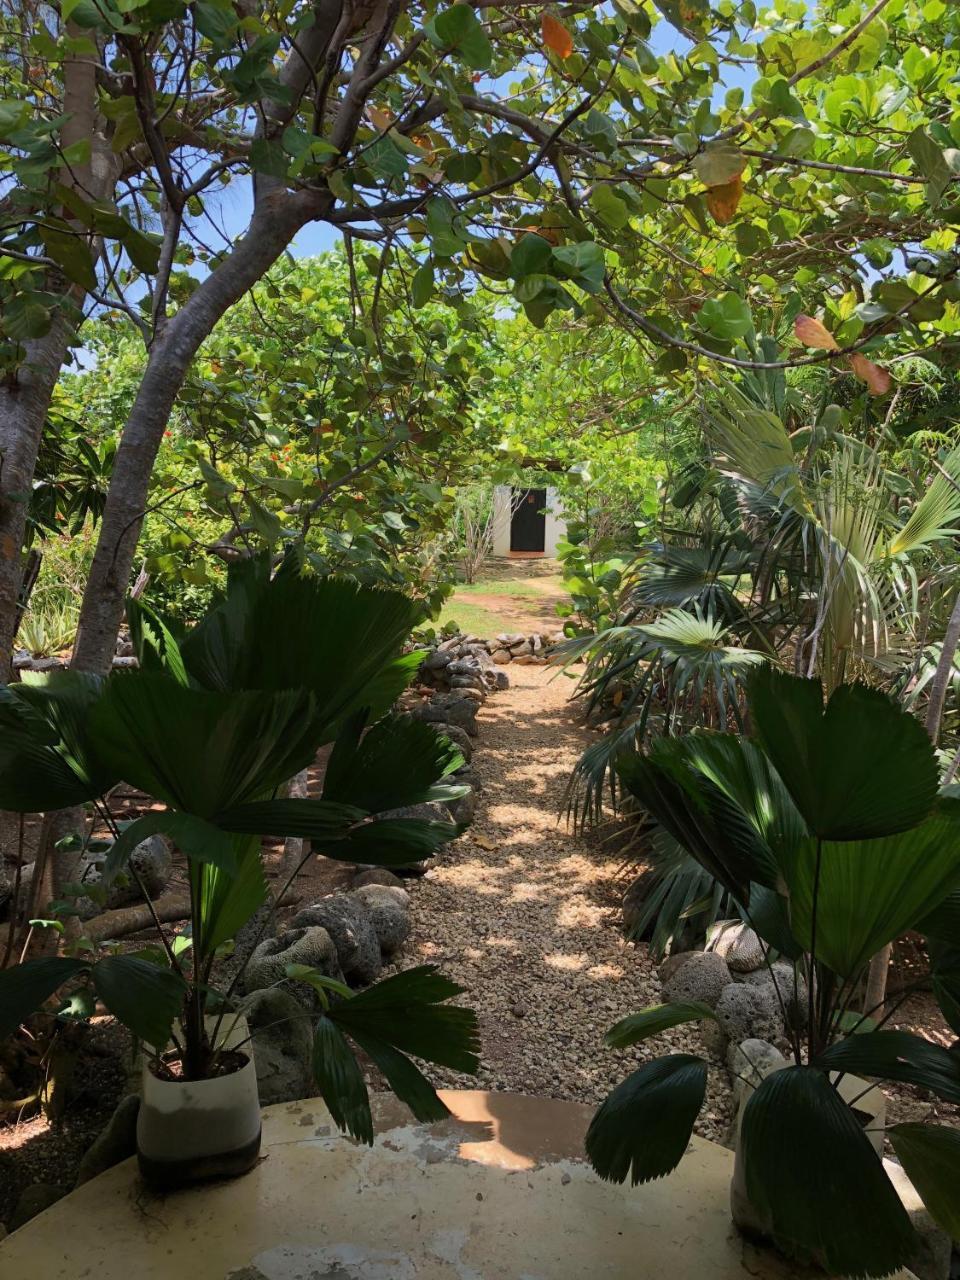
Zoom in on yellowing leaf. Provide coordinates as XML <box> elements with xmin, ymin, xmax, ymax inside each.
<box><xmin>542</xmin><ymin>13</ymin><xmax>574</xmax><ymax>58</ymax></box>
<box><xmin>706</xmin><ymin>175</ymin><xmax>743</xmax><ymax>224</ymax></box>
<box><xmin>368</xmin><ymin>106</ymin><xmax>393</xmax><ymax>132</ymax></box>
<box><xmin>849</xmin><ymin>353</ymin><xmax>893</xmax><ymax>396</ymax></box>
<box><xmin>692</xmin><ymin>142</ymin><xmax>746</xmax><ymax>188</ymax></box>
<box><xmin>794</xmin><ymin>314</ymin><xmax>839</xmax><ymax>350</ymax></box>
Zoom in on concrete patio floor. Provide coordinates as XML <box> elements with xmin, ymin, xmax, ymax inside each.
<box><xmin>0</xmin><ymin>1089</ymin><xmax>914</xmax><ymax>1278</ymax></box>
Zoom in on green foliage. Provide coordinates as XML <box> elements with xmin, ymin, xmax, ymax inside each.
<box><xmin>0</xmin><ymin>559</ymin><xmax>478</xmax><ymax>1135</ymax></box>
<box><xmin>588</xmin><ymin>671</ymin><xmax>960</xmax><ymax>1277</ymax></box>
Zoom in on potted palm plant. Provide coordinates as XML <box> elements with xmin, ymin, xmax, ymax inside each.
<box><xmin>0</xmin><ymin>554</ymin><xmax>479</xmax><ymax>1188</ymax></box>
<box><xmin>586</xmin><ymin>666</ymin><xmax>960</xmax><ymax>1278</ymax></box>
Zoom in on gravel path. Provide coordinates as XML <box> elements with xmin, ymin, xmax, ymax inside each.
<box><xmin>405</xmin><ymin>662</ymin><xmax>734</xmax><ymax>1140</ymax></box>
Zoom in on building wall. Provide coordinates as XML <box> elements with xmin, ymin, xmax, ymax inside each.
<box><xmin>491</xmin><ymin>485</ymin><xmax>566</xmax><ymax>557</ymax></box>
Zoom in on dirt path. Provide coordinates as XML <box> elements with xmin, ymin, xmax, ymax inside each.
<box><xmin>405</xmin><ymin>663</ymin><xmax>734</xmax><ymax>1134</ymax></box>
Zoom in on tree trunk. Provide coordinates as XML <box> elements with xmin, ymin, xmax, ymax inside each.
<box><xmin>863</xmin><ymin>598</ymin><xmax>960</xmax><ymax>1014</ymax></box>
<box><xmin>83</xmin><ymin>892</ymin><xmax>190</xmax><ymax>943</ymax></box>
<box><xmin>279</xmin><ymin>769</ymin><xmax>310</xmax><ymax>886</ymax></box>
<box><xmin>864</xmin><ymin>943</ymin><xmax>893</xmax><ymax>1020</ymax></box>
<box><xmin>0</xmin><ymin>319</ymin><xmax>75</xmax><ymax>684</ymax></box>
<box><xmin>0</xmin><ymin>25</ymin><xmax>112</xmax><ymax>682</ymax></box>
<box><xmin>924</xmin><ymin>590</ymin><xmax>960</xmax><ymax>746</ymax></box>
<box><xmin>71</xmin><ymin>189</ymin><xmax>327</xmax><ymax>675</ymax></box>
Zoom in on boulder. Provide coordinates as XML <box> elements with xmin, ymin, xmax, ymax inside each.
<box><xmin>447</xmin><ymin>659</ymin><xmax>480</xmax><ymax>676</ymax></box>
<box><xmin>378</xmin><ymin>801</ymin><xmax>453</xmax><ymax>825</ymax></box>
<box><xmin>726</xmin><ymin>1038</ymin><xmax>788</xmax><ymax>1109</ymax></box>
<box><xmin>75</xmin><ymin>1094</ymin><xmax>140</xmax><ymax>1185</ymax></box>
<box><xmin>657</xmin><ymin>950</ymin><xmax>701</xmax><ymax>985</ymax></box>
<box><xmin>414</xmin><ymin>693</ymin><xmax>479</xmax><ymax>736</ymax></box>
<box><xmin>740</xmin><ymin>961</ymin><xmax>808</xmax><ymax>1030</ymax></box>
<box><xmin>0</xmin><ymin>859</ymin><xmax>12</xmax><ymax>909</ymax></box>
<box><xmin>715</xmin><ymin>981</ymin><xmax>784</xmax><ymax>1045</ymax></box>
<box><xmin>244</xmin><ymin>925</ymin><xmax>343</xmax><ymax>1008</ymax></box>
<box><xmin>512</xmin><ymin>653</ymin><xmax>536</xmax><ymax>665</ymax></box>
<box><xmin>706</xmin><ymin>919</ymin><xmax>765</xmax><ymax>973</ymax></box>
<box><xmin>422</xmin><ymin>650</ymin><xmax>453</xmax><ymax>672</ymax></box>
<box><xmin>449</xmin><ymin>682</ymin><xmax>484</xmax><ymax>701</ymax></box>
<box><xmin>352</xmin><ymin>868</ymin><xmax>405</xmax><ymax>890</ymax></box>
<box><xmin>450</xmin><ymin>789</ymin><xmax>477</xmax><ymax>826</ymax></box>
<box><xmin>244</xmin><ymin>988</ymin><xmax>314</xmax><ymax>1106</ymax></box>
<box><xmin>351</xmin><ymin>884</ymin><xmax>411</xmax><ymax>954</ymax></box>
<box><xmin>77</xmin><ymin>835</ymin><xmax>173</xmax><ymax>915</ymax></box>
<box><xmin>8</xmin><ymin>1184</ymin><xmax>68</xmax><ymax>1232</ymax></box>
<box><xmin>662</xmin><ymin>951</ymin><xmax>731</xmax><ymax>1009</ymax></box>
<box><xmin>291</xmin><ymin>896</ymin><xmax>382</xmax><ymax>983</ymax></box>
<box><xmin>492</xmin><ymin>670</ymin><xmax>510</xmax><ymax>690</ymax></box>
<box><xmin>492</xmin><ymin>649</ymin><xmax>512</xmax><ymax>664</ymax></box>
<box><xmin>431</xmin><ymin>722</ymin><xmax>473</xmax><ymax>763</ymax></box>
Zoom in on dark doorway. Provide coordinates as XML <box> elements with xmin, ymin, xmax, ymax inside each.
<box><xmin>510</xmin><ymin>488</ymin><xmax>546</xmax><ymax>552</ymax></box>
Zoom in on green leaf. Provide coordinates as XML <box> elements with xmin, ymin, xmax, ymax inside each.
<box><xmin>91</xmin><ymin>676</ymin><xmax>318</xmax><ymax>818</ymax></box>
<box><xmin>322</xmin><ymin>713</ymin><xmax>463</xmax><ymax>814</ymax></box>
<box><xmin>551</xmin><ymin>241</ymin><xmax>605</xmax><ymax>293</ymax></box>
<box><xmin>284</xmin><ymin>964</ymin><xmax>353</xmax><ymax>1003</ymax></box>
<box><xmin>411</xmin><ymin>261</ymin><xmax>434</xmax><ymax>308</ymax></box>
<box><xmin>117</xmin><ymin>223</ymin><xmax>161</xmax><ymax>274</ymax></box>
<box><xmin>741</xmin><ymin>1066</ymin><xmax>916</xmax><ymax>1277</ymax></box>
<box><xmin>38</xmin><ymin>226</ymin><xmax>97</xmax><ymax>290</ymax></box>
<box><xmin>746</xmin><ymin>668</ymin><xmax>939</xmax><ymax>839</ymax></box>
<box><xmin>511</xmin><ymin>233</ymin><xmax>553</xmax><ymax>278</ymax></box>
<box><xmin>180</xmin><ymin>568</ymin><xmax>422</xmax><ymax>743</ymax></box>
<box><xmin>907</xmin><ymin>126</ymin><xmax>952</xmax><ymax>205</ymax></box>
<box><xmin>0</xmin><ymin>958</ymin><xmax>89</xmax><ymax>1038</ymax></box>
<box><xmin>432</xmin><ymin>6</ymin><xmax>492</xmax><ymax>68</ymax></box>
<box><xmin>818</xmin><ymin>1032</ymin><xmax>960</xmax><ymax>1105</ymax></box>
<box><xmin>314</xmin><ymin>816</ymin><xmax>461</xmax><ymax>866</ymax></box>
<box><xmin>126</xmin><ymin>597</ymin><xmax>189</xmax><ymax>685</ymax></box>
<box><xmin>0</xmin><ymin>672</ymin><xmax>115</xmax><ymax>811</ymax></box>
<box><xmin>344</xmin><ymin>1027</ymin><xmax>451</xmax><ymax>1125</ymax></box>
<box><xmin>312</xmin><ymin>1015</ymin><xmax>373</xmax><ymax>1144</ymax></box>
<box><xmin>199</xmin><ymin>835</ymin><xmax>268</xmax><ymax>954</ymax></box>
<box><xmin>92</xmin><ymin>954</ymin><xmax>185</xmax><ymax>1048</ymax></box>
<box><xmin>888</xmin><ymin>1124</ymin><xmax>960</xmax><ymax>1240</ymax></box>
<box><xmin>329</xmin><ymin>965</ymin><xmax>479</xmax><ymax>1074</ymax></box>
<box><xmin>782</xmin><ymin>817</ymin><xmax>960</xmax><ymax>978</ymax></box>
<box><xmin>102</xmin><ymin>811</ymin><xmax>237</xmax><ymax>883</ymax></box>
<box><xmin>586</xmin><ymin>1054</ymin><xmax>708</xmax><ymax>1185</ymax></box>
<box><xmin>2</xmin><ymin>293</ymin><xmax>53</xmax><ymax>341</ymax></box>
<box><xmin>605</xmin><ymin>1002</ymin><xmax>716</xmax><ymax>1048</ymax></box>
<box><xmin>214</xmin><ymin>797</ymin><xmax>364</xmax><ymax>838</ymax></box>
<box><xmin>698</xmin><ymin>291</ymin><xmax>753</xmax><ymax>341</ymax></box>
<box><xmin>590</xmin><ymin>184</ymin><xmax>629</xmax><ymax>230</ymax></box>
<box><xmin>692</xmin><ymin>142</ymin><xmax>745</xmax><ymax>187</ymax></box>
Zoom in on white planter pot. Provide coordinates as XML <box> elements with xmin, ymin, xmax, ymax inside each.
<box><xmin>137</xmin><ymin>1015</ymin><xmax>261</xmax><ymax>1188</ymax></box>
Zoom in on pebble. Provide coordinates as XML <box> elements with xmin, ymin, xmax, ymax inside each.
<box><xmin>396</xmin><ymin>662</ymin><xmax>734</xmax><ymax>1144</ymax></box>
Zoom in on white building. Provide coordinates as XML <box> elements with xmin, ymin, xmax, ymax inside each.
<box><xmin>491</xmin><ymin>485</ymin><xmax>567</xmax><ymax>558</ymax></box>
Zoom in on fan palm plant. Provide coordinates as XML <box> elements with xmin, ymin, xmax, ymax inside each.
<box><xmin>587</xmin><ymin>667</ymin><xmax>960</xmax><ymax>1278</ymax></box>
<box><xmin>0</xmin><ymin>554</ymin><xmax>478</xmax><ymax>1147</ymax></box>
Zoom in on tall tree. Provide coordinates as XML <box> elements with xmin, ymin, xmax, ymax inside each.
<box><xmin>1</xmin><ymin>0</ymin><xmax>959</xmax><ymax>676</ymax></box>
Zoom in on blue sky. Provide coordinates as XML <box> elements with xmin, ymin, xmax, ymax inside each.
<box><xmin>212</xmin><ymin>13</ymin><xmax>760</xmax><ymax>261</ymax></box>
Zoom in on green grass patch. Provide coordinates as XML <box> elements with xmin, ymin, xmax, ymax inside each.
<box><xmin>456</xmin><ymin>575</ymin><xmax>564</xmax><ymax>598</ymax></box>
<box><xmin>435</xmin><ymin>599</ymin><xmax>506</xmax><ymax>636</ymax></box>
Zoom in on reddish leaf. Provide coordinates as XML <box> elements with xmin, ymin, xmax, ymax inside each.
<box><xmin>849</xmin><ymin>353</ymin><xmax>893</xmax><ymax>396</ymax></box>
<box><xmin>706</xmin><ymin>175</ymin><xmax>743</xmax><ymax>224</ymax></box>
<box><xmin>542</xmin><ymin>13</ymin><xmax>574</xmax><ymax>59</ymax></box>
<box><xmin>794</xmin><ymin>314</ymin><xmax>839</xmax><ymax>351</ymax></box>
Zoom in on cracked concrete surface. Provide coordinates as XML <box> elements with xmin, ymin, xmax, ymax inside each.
<box><xmin>0</xmin><ymin>1091</ymin><xmax>917</xmax><ymax>1279</ymax></box>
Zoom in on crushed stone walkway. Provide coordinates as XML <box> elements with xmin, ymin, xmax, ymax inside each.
<box><xmin>405</xmin><ymin>662</ymin><xmax>734</xmax><ymax>1137</ymax></box>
